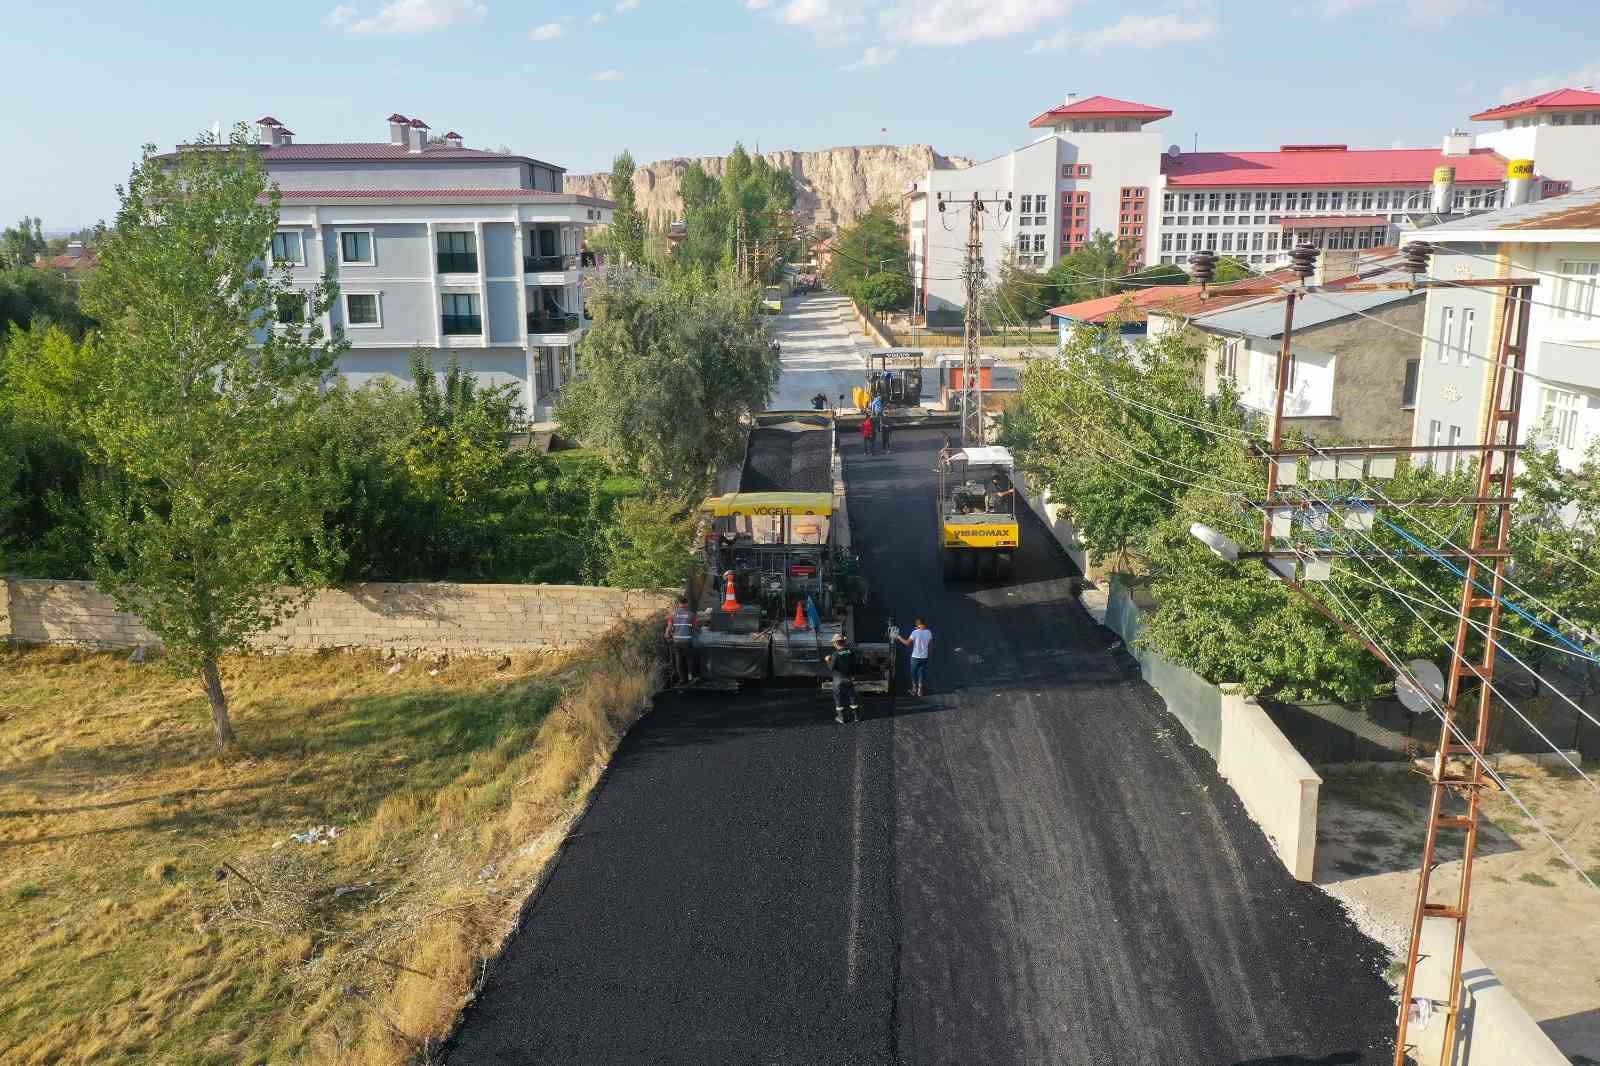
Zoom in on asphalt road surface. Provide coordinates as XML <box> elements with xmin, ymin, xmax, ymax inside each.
<box><xmin>447</xmin><ymin>429</ymin><xmax>1397</xmax><ymax>1065</ymax></box>
<box><xmin>768</xmin><ymin>293</ymin><xmax>875</xmax><ymax>411</ymax></box>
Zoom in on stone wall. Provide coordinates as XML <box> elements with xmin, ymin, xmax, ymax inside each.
<box><xmin>0</xmin><ymin>577</ymin><xmax>674</xmax><ymax>655</ymax></box>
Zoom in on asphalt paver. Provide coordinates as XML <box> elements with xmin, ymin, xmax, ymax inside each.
<box><xmin>447</xmin><ymin>429</ymin><xmax>1397</xmax><ymax>1065</ymax></box>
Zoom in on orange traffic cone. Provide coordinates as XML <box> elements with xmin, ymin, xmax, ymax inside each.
<box><xmin>793</xmin><ymin>600</ymin><xmax>808</xmax><ymax>630</ymax></box>
<box><xmin>721</xmin><ymin>571</ymin><xmax>740</xmax><ymax>612</ymax></box>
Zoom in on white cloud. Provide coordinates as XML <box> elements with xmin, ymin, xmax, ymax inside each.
<box><xmin>529</xmin><ymin>21</ymin><xmax>565</xmax><ymax>39</ymax></box>
<box><xmin>326</xmin><ymin>0</ymin><xmax>486</xmax><ymax>34</ymax></box>
<box><xmin>615</xmin><ymin>0</ymin><xmax>638</xmax><ymax>10</ymax></box>
<box><xmin>1314</xmin><ymin>0</ymin><xmax>1491</xmax><ymax>24</ymax></box>
<box><xmin>592</xmin><ymin>69</ymin><xmax>624</xmax><ymax>81</ymax></box>
<box><xmin>1080</xmin><ymin>10</ymin><xmax>1218</xmax><ymax>47</ymax></box>
<box><xmin>1499</xmin><ymin>59</ymin><xmax>1600</xmax><ymax>103</ymax></box>
<box><xmin>846</xmin><ymin>45</ymin><xmax>897</xmax><ymax>69</ymax></box>
<box><xmin>747</xmin><ymin>0</ymin><xmax>1077</xmax><ymax>47</ymax></box>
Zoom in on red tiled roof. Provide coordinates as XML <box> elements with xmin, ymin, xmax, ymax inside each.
<box><xmin>1048</xmin><ymin>284</ymin><xmax>1209</xmax><ymax>324</ymax></box>
<box><xmin>1280</xmin><ymin>215</ymin><xmax>1393</xmax><ymax>229</ymax></box>
<box><xmin>1029</xmin><ymin>95</ymin><xmax>1172</xmax><ymax>128</ymax></box>
<box><xmin>268</xmin><ymin>188</ymin><xmax>613</xmax><ymax>206</ymax></box>
<box><xmin>1163</xmin><ymin>147</ymin><xmax>1507</xmax><ymax>187</ymax></box>
<box><xmin>1471</xmin><ymin>88</ymin><xmax>1600</xmax><ymax>122</ymax></box>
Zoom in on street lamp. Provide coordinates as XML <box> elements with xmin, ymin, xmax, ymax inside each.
<box><xmin>1189</xmin><ymin>522</ymin><xmax>1239</xmax><ymax>562</ymax></box>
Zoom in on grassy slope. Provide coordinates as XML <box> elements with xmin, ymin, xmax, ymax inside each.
<box><xmin>0</xmin><ymin>626</ymin><xmax>661</xmax><ymax>1065</ymax></box>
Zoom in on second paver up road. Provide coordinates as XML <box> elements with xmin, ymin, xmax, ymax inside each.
<box><xmin>446</xmin><ymin>428</ymin><xmax>1396</xmax><ymax>1065</ymax></box>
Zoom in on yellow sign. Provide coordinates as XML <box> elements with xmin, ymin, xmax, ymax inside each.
<box><xmin>705</xmin><ymin>491</ymin><xmax>834</xmax><ymax>517</ymax></box>
<box><xmin>1507</xmin><ymin>159</ymin><xmax>1534</xmax><ymax>179</ymax></box>
<box><xmin>943</xmin><ymin>522</ymin><xmax>1019</xmax><ymax>548</ymax></box>
<box><xmin>1432</xmin><ymin>166</ymin><xmax>1456</xmax><ymax>184</ymax></box>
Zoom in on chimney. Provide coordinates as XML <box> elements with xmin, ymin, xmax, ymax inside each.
<box><xmin>64</xmin><ymin>241</ymin><xmax>84</xmax><ymax>259</ymax></box>
<box><xmin>1441</xmin><ymin>129</ymin><xmax>1473</xmax><ymax>157</ymax></box>
<box><xmin>1504</xmin><ymin>158</ymin><xmax>1535</xmax><ymax>207</ymax></box>
<box><xmin>1314</xmin><ymin>248</ymin><xmax>1361</xmax><ymax>286</ymax></box>
<box><xmin>1432</xmin><ymin>166</ymin><xmax>1456</xmax><ymax>213</ymax></box>
<box><xmin>1064</xmin><ymin>91</ymin><xmax>1077</xmax><ymax>106</ymax></box>
<box><xmin>256</xmin><ymin>115</ymin><xmax>282</xmax><ymax>146</ymax></box>
<box><xmin>444</xmin><ymin>131</ymin><xmax>464</xmax><ymax>149</ymax></box>
<box><xmin>408</xmin><ymin>117</ymin><xmax>429</xmax><ymax>153</ymax></box>
<box><xmin>387</xmin><ymin>113</ymin><xmax>410</xmax><ymax>145</ymax></box>
<box><xmin>276</xmin><ymin>126</ymin><xmax>294</xmax><ymax>146</ymax></box>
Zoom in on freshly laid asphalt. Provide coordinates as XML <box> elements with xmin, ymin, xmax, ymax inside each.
<box><xmin>446</xmin><ymin>420</ymin><xmax>1398</xmax><ymax>1065</ymax></box>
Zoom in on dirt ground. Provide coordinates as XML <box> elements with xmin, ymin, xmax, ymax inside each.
<box><xmin>1316</xmin><ymin>764</ymin><xmax>1600</xmax><ymax>1063</ymax></box>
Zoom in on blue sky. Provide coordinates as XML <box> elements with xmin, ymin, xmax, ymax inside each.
<box><xmin>4</xmin><ymin>0</ymin><xmax>1598</xmax><ymax>227</ymax></box>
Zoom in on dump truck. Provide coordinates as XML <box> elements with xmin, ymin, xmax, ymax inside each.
<box><xmin>937</xmin><ymin>445</ymin><xmax>1020</xmax><ymax>581</ymax></box>
<box><xmin>690</xmin><ymin>412</ymin><xmax>896</xmax><ymax>692</ymax></box>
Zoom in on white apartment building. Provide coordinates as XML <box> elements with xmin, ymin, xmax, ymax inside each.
<box><xmin>1404</xmin><ymin>187</ymin><xmax>1600</xmax><ymax>473</ymax></box>
<box><xmin>1472</xmin><ymin>87</ymin><xmax>1600</xmax><ymax>194</ymax></box>
<box><xmin>907</xmin><ymin>90</ymin><xmax>1600</xmax><ymax>325</ymax></box>
<box><xmin>164</xmin><ymin>115</ymin><xmax>613</xmax><ymax>421</ymax></box>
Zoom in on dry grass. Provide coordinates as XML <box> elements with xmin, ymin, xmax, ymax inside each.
<box><xmin>0</xmin><ymin>622</ymin><xmax>663</xmax><ymax>1066</ymax></box>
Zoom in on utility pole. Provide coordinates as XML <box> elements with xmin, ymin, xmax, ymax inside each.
<box><xmin>937</xmin><ymin>190</ymin><xmax>1010</xmax><ymax>448</ymax></box>
<box><xmin>1192</xmin><ymin>245</ymin><xmax>1539</xmax><ymax>1065</ymax></box>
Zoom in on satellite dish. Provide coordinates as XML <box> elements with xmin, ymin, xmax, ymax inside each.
<box><xmin>1167</xmin><ymin>144</ymin><xmax>1182</xmax><ymax>158</ymax></box>
<box><xmin>1396</xmin><ymin>659</ymin><xmax>1445</xmax><ymax>715</ymax></box>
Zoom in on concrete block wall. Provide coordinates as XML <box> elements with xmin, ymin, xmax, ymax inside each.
<box><xmin>1217</xmin><ymin>685</ymin><xmax>1322</xmax><ymax>882</ymax></box>
<box><xmin>2</xmin><ymin>577</ymin><xmax>674</xmax><ymax>656</ymax></box>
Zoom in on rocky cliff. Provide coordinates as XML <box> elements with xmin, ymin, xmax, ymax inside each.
<box><xmin>565</xmin><ymin>144</ymin><xmax>973</xmax><ymax>230</ymax></box>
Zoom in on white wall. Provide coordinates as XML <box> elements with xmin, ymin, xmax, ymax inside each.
<box><xmin>1476</xmin><ymin>124</ymin><xmax>1600</xmax><ymax>193</ymax></box>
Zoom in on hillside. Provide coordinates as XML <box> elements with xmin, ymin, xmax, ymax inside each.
<box><xmin>565</xmin><ymin>144</ymin><xmax>973</xmax><ymax>230</ymax></box>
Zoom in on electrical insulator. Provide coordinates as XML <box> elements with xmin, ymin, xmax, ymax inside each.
<box><xmin>1189</xmin><ymin>251</ymin><xmax>1216</xmax><ymax>286</ymax></box>
<box><xmin>1291</xmin><ymin>242</ymin><xmax>1318</xmax><ymax>281</ymax></box>
<box><xmin>1402</xmin><ymin>241</ymin><xmax>1432</xmax><ymax>276</ymax></box>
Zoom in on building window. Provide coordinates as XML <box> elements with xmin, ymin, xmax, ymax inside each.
<box><xmin>339</xmin><ymin>230</ymin><xmax>374</xmax><ymax>266</ymax></box>
<box><xmin>1076</xmin><ymin>192</ymin><xmax>1089</xmax><ymax>203</ymax></box>
<box><xmin>1329</xmin><ymin>191</ymin><xmax>1344</xmax><ymax>210</ymax></box>
<box><xmin>1406</xmin><ymin>189</ymin><xmax>1423</xmax><ymax>210</ymax></box>
<box><xmin>1221</xmin><ymin>233</ymin><xmax>1233</xmax><ymax>251</ymax></box>
<box><xmin>275</xmin><ymin>292</ymin><xmax>306</xmax><ymax>324</ymax></box>
<box><xmin>1357</xmin><ymin>229</ymin><xmax>1372</xmax><ymax>250</ymax></box>
<box><xmin>1267</xmin><ymin>232</ymin><xmax>1280</xmax><ymax>251</ymax></box>
<box><xmin>536</xmin><ymin>346</ymin><xmax>558</xmax><ymax>399</ymax></box>
<box><xmin>1439</xmin><ymin>306</ymin><xmax>1456</xmax><ymax>364</ymax></box>
<box><xmin>1300</xmin><ymin>191</ymin><xmax>1315</xmax><ymax>211</ymax></box>
<box><xmin>1033</xmin><ymin>234</ymin><xmax>1046</xmax><ymax>253</ymax></box>
<box><xmin>1207</xmin><ymin>193</ymin><xmax>1221</xmax><ymax>211</ymax></box>
<box><xmin>1163</xmin><ymin>193</ymin><xmax>1174</xmax><ymax>211</ymax></box>
<box><xmin>1161</xmin><ymin>233</ymin><xmax>1173</xmax><ymax>251</ymax></box>
<box><xmin>1541</xmin><ymin>387</ymin><xmax>1582</xmax><ymax>449</ymax></box>
<box><xmin>345</xmin><ymin>292</ymin><xmax>380</xmax><ymax>327</ymax></box>
<box><xmin>1315</xmin><ymin>191</ymin><xmax>1329</xmax><ymax>211</ymax></box>
<box><xmin>1175</xmin><ymin>232</ymin><xmax>1188</xmax><ymax>251</ymax></box>
<box><xmin>1268</xmin><ymin>192</ymin><xmax>1282</xmax><ymax>212</ymax></box>
<box><xmin>1252</xmin><ymin>193</ymin><xmax>1266</xmax><ymax>211</ymax></box>
<box><xmin>1077</xmin><ymin>164</ymin><xmax>1091</xmax><ymax>177</ymax></box>
<box><xmin>1376</xmin><ymin>190</ymin><xmax>1389</xmax><ymax>210</ymax></box>
<box><xmin>1221</xmin><ymin>338</ymin><xmax>1241</xmax><ymax>383</ymax></box>
<box><xmin>437</xmin><ymin>231</ymin><xmax>478</xmax><ymax>274</ymax></box>
<box><xmin>1460</xmin><ymin>308</ymin><xmax>1475</xmax><ymax>366</ymax></box>
<box><xmin>1251</xmin><ymin>232</ymin><xmax>1263</xmax><ymax>252</ymax></box>
<box><xmin>1556</xmin><ymin>261</ymin><xmax>1600</xmax><ymax>319</ymax></box>
<box><xmin>1445</xmin><ymin>424</ymin><xmax>1463</xmax><ymax>474</ymax></box>
<box><xmin>270</xmin><ymin>230</ymin><xmax>304</xmax><ymax>266</ymax></box>
<box><xmin>441</xmin><ymin>292</ymin><xmax>481</xmax><ymax>335</ymax></box>
<box><xmin>1208</xmin><ymin>215</ymin><xmax>1220</xmax><ymax>226</ymax></box>
<box><xmin>1427</xmin><ymin>419</ymin><xmax>1442</xmax><ymax>470</ymax></box>
<box><xmin>1401</xmin><ymin>359</ymin><xmax>1419</xmax><ymax>408</ymax></box>
<box><xmin>1223</xmin><ymin>193</ymin><xmax>1237</xmax><ymax>212</ymax></box>
<box><xmin>1179</xmin><ymin>193</ymin><xmax>1192</xmax><ymax>212</ymax></box>
<box><xmin>1205</xmin><ymin>232</ymin><xmax>1217</xmax><ymax>251</ymax></box>
<box><xmin>1223</xmin><ymin>215</ymin><xmax>1235</xmax><ymax>226</ymax></box>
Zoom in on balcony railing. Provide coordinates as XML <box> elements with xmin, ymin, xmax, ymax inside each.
<box><xmin>524</xmin><ymin>253</ymin><xmax>577</xmax><ymax>272</ymax></box>
<box><xmin>437</xmin><ymin>252</ymin><xmax>478</xmax><ymax>274</ymax></box>
<box><xmin>527</xmin><ymin>313</ymin><xmax>580</xmax><ymax>333</ymax></box>
<box><xmin>441</xmin><ymin>313</ymin><xmax>482</xmax><ymax>336</ymax></box>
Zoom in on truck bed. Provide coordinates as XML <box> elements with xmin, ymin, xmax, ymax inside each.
<box><xmin>739</xmin><ymin>415</ymin><xmax>833</xmax><ymax>494</ymax></box>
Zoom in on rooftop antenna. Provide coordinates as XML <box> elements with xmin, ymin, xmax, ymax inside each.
<box><xmin>1193</xmin><ymin>132</ymin><xmax>1198</xmax><ymax>153</ymax></box>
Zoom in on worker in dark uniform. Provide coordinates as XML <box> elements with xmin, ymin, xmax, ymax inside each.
<box><xmin>989</xmin><ymin>471</ymin><xmax>1016</xmax><ymax>513</ymax></box>
<box><xmin>824</xmin><ymin>633</ymin><xmax>861</xmax><ymax>724</ymax></box>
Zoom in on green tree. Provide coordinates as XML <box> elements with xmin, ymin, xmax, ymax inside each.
<box><xmin>1046</xmin><ymin>231</ymin><xmax>1134</xmax><ymax>304</ymax></box>
<box><xmin>608</xmin><ymin>149</ymin><xmax>646</xmax><ymax>266</ymax></box>
<box><xmin>856</xmin><ymin>271</ymin><xmax>912</xmax><ymax>314</ymax></box>
<box><xmin>602</xmin><ymin>498</ymin><xmax>696</xmax><ymax>587</ymax></box>
<box><xmin>824</xmin><ymin>201</ymin><xmax>908</xmax><ymax>301</ymax></box>
<box><xmin>556</xmin><ymin>269</ymin><xmax>779</xmax><ymax>499</ymax></box>
<box><xmin>1210</xmin><ymin>257</ymin><xmax>1252</xmax><ymax>284</ymax></box>
<box><xmin>0</xmin><ymin>266</ymin><xmax>92</xmax><ymax>340</ymax></box>
<box><xmin>0</xmin><ymin>216</ymin><xmax>46</xmax><ymax>270</ymax></box>
<box><xmin>81</xmin><ymin>126</ymin><xmax>347</xmax><ymax>751</ymax></box>
<box><xmin>985</xmin><ymin>251</ymin><xmax>1057</xmax><ymax>324</ymax></box>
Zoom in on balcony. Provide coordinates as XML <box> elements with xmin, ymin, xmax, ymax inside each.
<box><xmin>524</xmin><ymin>253</ymin><xmax>577</xmax><ymax>273</ymax></box>
<box><xmin>528</xmin><ymin>313</ymin><xmax>580</xmax><ymax>334</ymax></box>
<box><xmin>441</xmin><ymin>313</ymin><xmax>482</xmax><ymax>336</ymax></box>
<box><xmin>437</xmin><ymin>252</ymin><xmax>478</xmax><ymax>274</ymax></box>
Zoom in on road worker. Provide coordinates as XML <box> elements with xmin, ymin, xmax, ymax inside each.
<box><xmin>665</xmin><ymin>595</ymin><xmax>697</xmax><ymax>685</ymax></box>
